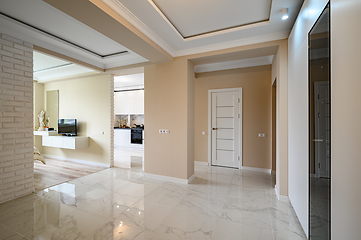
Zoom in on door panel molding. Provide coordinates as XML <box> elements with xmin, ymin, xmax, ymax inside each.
<box><xmin>208</xmin><ymin>88</ymin><xmax>242</xmax><ymax>169</ymax></box>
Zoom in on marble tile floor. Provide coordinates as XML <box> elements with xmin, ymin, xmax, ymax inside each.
<box><xmin>114</xmin><ymin>147</ymin><xmax>144</xmax><ymax>171</ymax></box>
<box><xmin>0</xmin><ymin>162</ymin><xmax>307</xmax><ymax>240</ymax></box>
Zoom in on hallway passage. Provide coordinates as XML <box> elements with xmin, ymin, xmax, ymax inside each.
<box><xmin>0</xmin><ymin>162</ymin><xmax>306</xmax><ymax>239</ymax></box>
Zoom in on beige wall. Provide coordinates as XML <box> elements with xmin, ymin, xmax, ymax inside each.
<box><xmin>144</xmin><ymin>57</ymin><xmax>194</xmax><ymax>180</ymax></box>
<box><xmin>271</xmin><ymin>86</ymin><xmax>276</xmax><ymax>172</ymax></box>
<box><xmin>271</xmin><ymin>42</ymin><xmax>289</xmax><ymax>197</ymax></box>
<box><xmin>187</xmin><ymin>60</ymin><xmax>195</xmax><ymax>178</ymax></box>
<box><xmin>194</xmin><ymin>65</ymin><xmax>272</xmax><ymax>169</ymax></box>
<box><xmin>331</xmin><ymin>0</ymin><xmax>361</xmax><ymax>238</ymax></box>
<box><xmin>42</xmin><ymin>74</ymin><xmax>112</xmax><ymax>165</ymax></box>
<box><xmin>33</xmin><ymin>81</ymin><xmax>44</xmax><ymax>153</ymax></box>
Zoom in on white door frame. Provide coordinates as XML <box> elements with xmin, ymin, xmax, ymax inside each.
<box><xmin>208</xmin><ymin>88</ymin><xmax>242</xmax><ymax>169</ymax></box>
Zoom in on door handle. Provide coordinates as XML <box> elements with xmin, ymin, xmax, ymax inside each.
<box><xmin>313</xmin><ymin>139</ymin><xmax>324</xmax><ymax>142</ymax></box>
<box><xmin>212</xmin><ymin>128</ymin><xmax>218</xmax><ymax>130</ymax></box>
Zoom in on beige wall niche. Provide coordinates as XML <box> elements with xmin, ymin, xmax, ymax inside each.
<box><xmin>144</xmin><ymin>57</ymin><xmax>194</xmax><ymax>180</ymax></box>
<box><xmin>194</xmin><ymin>65</ymin><xmax>272</xmax><ymax>169</ymax></box>
<box><xmin>42</xmin><ymin>74</ymin><xmax>112</xmax><ymax>165</ymax></box>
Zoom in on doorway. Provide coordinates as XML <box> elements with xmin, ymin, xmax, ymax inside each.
<box><xmin>208</xmin><ymin>88</ymin><xmax>242</xmax><ymax>168</ymax></box>
<box><xmin>309</xmin><ymin>4</ymin><xmax>330</xmax><ymax>240</ymax></box>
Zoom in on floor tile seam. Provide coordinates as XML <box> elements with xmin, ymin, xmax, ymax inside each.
<box><xmin>0</xmin><ymin>221</ymin><xmax>31</xmax><ymax>240</ymax></box>
<box><xmin>209</xmin><ymin>216</ymin><xmax>222</xmax><ymax>240</ymax></box>
<box><xmin>148</xmin><ymin>189</ymin><xmax>190</xmax><ymax>237</ymax></box>
<box><xmin>265</xmin><ymin>184</ymin><xmax>277</xmax><ymax>240</ymax></box>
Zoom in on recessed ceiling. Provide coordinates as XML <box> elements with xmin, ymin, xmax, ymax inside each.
<box><xmin>104</xmin><ymin>0</ymin><xmax>304</xmax><ymax>56</ymax></box>
<box><xmin>33</xmin><ymin>51</ymin><xmax>94</xmax><ymax>83</ymax></box>
<box><xmin>150</xmin><ymin>0</ymin><xmax>272</xmax><ymax>38</ymax></box>
<box><xmin>0</xmin><ymin>0</ymin><xmax>148</xmax><ymax>69</ymax></box>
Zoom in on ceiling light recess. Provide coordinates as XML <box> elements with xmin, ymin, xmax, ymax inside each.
<box><xmin>282</xmin><ymin>8</ymin><xmax>289</xmax><ymax>20</ymax></box>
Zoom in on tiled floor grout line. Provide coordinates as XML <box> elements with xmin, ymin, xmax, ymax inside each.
<box><xmin>148</xmin><ymin>170</ymin><xmax>211</xmax><ymax>240</ymax></box>
<box><xmin>209</xmin><ymin>171</ymin><xmax>235</xmax><ymax>240</ymax></box>
<box><xmin>0</xmin><ymin>221</ymin><xmax>31</xmax><ymax>240</ymax></box>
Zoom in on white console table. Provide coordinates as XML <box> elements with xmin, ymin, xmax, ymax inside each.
<box><xmin>42</xmin><ymin>136</ymin><xmax>89</xmax><ymax>149</ymax></box>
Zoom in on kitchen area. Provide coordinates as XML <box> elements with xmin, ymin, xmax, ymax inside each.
<box><xmin>113</xmin><ymin>72</ymin><xmax>144</xmax><ymax>170</ymax></box>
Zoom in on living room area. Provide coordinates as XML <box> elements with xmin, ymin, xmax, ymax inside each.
<box><xmin>32</xmin><ymin>51</ymin><xmax>113</xmax><ymax>191</ymax></box>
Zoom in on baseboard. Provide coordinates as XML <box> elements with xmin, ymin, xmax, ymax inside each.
<box><xmin>194</xmin><ymin>161</ymin><xmax>208</xmax><ymax>165</ymax></box>
<box><xmin>42</xmin><ymin>154</ymin><xmax>110</xmax><ymax>168</ymax></box>
<box><xmin>187</xmin><ymin>174</ymin><xmax>195</xmax><ymax>184</ymax></box>
<box><xmin>310</xmin><ymin>173</ymin><xmax>316</xmax><ymax>177</ymax></box>
<box><xmin>144</xmin><ymin>173</ymin><xmax>195</xmax><ymax>184</ymax></box>
<box><xmin>241</xmin><ymin>166</ymin><xmax>271</xmax><ymax>174</ymax></box>
<box><xmin>275</xmin><ymin>185</ymin><xmax>290</xmax><ymax>202</ymax></box>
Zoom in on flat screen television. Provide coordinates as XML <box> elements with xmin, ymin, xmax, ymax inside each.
<box><xmin>58</xmin><ymin>119</ymin><xmax>77</xmax><ymax>136</ymax></box>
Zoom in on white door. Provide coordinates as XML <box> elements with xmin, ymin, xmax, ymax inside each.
<box><xmin>314</xmin><ymin>82</ymin><xmax>330</xmax><ymax>178</ymax></box>
<box><xmin>210</xmin><ymin>89</ymin><xmax>241</xmax><ymax>168</ymax></box>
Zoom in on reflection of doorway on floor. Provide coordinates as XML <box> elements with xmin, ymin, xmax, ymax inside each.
<box><xmin>114</xmin><ymin>147</ymin><xmax>144</xmax><ymax>171</ymax></box>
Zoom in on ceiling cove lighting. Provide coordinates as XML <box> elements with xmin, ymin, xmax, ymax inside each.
<box><xmin>282</xmin><ymin>8</ymin><xmax>289</xmax><ymax>20</ymax></box>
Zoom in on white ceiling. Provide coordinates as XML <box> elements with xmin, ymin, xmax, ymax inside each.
<box><xmin>114</xmin><ymin>73</ymin><xmax>144</xmax><ymax>90</ymax></box>
<box><xmin>104</xmin><ymin>0</ymin><xmax>304</xmax><ymax>56</ymax></box>
<box><xmin>0</xmin><ymin>0</ymin><xmax>148</xmax><ymax>69</ymax></box>
<box><xmin>0</xmin><ymin>0</ymin><xmax>304</xmax><ymax>71</ymax></box>
<box><xmin>33</xmin><ymin>51</ymin><xmax>94</xmax><ymax>82</ymax></box>
<box><xmin>151</xmin><ymin>0</ymin><xmax>271</xmax><ymax>38</ymax></box>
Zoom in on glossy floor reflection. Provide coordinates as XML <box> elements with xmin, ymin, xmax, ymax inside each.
<box><xmin>114</xmin><ymin>147</ymin><xmax>144</xmax><ymax>170</ymax></box>
<box><xmin>0</xmin><ymin>162</ymin><xmax>307</xmax><ymax>240</ymax></box>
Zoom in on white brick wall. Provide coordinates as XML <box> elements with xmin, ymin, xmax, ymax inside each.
<box><xmin>0</xmin><ymin>33</ymin><xmax>34</xmax><ymax>203</ymax></box>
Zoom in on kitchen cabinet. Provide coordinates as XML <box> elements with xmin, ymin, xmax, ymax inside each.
<box><xmin>114</xmin><ymin>129</ymin><xmax>144</xmax><ymax>149</ymax></box>
<box><xmin>114</xmin><ymin>129</ymin><xmax>130</xmax><ymax>147</ymax></box>
<box><xmin>114</xmin><ymin>90</ymin><xmax>144</xmax><ymax>114</ymax></box>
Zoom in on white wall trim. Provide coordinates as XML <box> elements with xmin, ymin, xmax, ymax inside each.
<box><xmin>241</xmin><ymin>166</ymin><xmax>271</xmax><ymax>174</ymax></box>
<box><xmin>102</xmin><ymin>0</ymin><xmax>176</xmax><ymax>57</ymax></box>
<box><xmin>275</xmin><ymin>184</ymin><xmax>290</xmax><ymax>202</ymax></box>
<box><xmin>194</xmin><ymin>161</ymin><xmax>208</xmax><ymax>166</ymax></box>
<box><xmin>176</xmin><ymin>31</ymin><xmax>289</xmax><ymax>57</ymax></box>
<box><xmin>144</xmin><ymin>173</ymin><xmax>195</xmax><ymax>184</ymax></box>
<box><xmin>43</xmin><ymin>154</ymin><xmax>110</xmax><ymax>168</ymax></box>
<box><xmin>187</xmin><ymin>174</ymin><xmax>195</xmax><ymax>184</ymax></box>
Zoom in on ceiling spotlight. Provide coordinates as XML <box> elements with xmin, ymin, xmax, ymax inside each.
<box><xmin>282</xmin><ymin>8</ymin><xmax>289</xmax><ymax>20</ymax></box>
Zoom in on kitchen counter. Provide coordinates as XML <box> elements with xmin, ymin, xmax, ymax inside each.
<box><xmin>114</xmin><ymin>127</ymin><xmax>144</xmax><ymax>130</ymax></box>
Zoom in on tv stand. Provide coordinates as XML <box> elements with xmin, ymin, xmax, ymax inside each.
<box><xmin>42</xmin><ymin>136</ymin><xmax>89</xmax><ymax>149</ymax></box>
